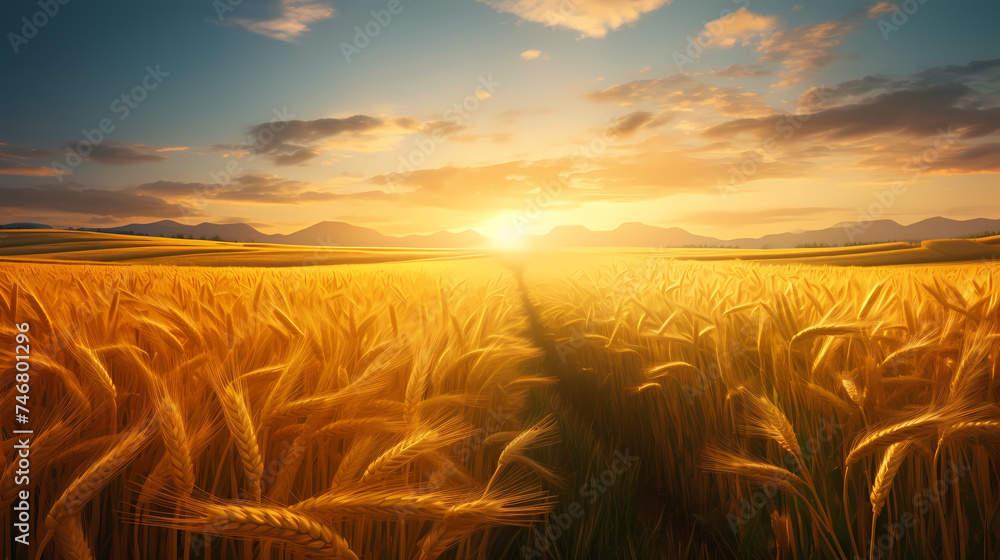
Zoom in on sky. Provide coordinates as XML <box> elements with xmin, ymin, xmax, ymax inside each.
<box><xmin>1</xmin><ymin>0</ymin><xmax>999</xmax><ymax>240</ymax></box>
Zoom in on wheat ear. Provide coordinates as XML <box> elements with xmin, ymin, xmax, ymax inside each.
<box><xmin>158</xmin><ymin>394</ymin><xmax>196</xmax><ymax>496</ymax></box>
<box><xmin>217</xmin><ymin>383</ymin><xmax>264</xmax><ymax>500</ymax></box>
<box><xmin>869</xmin><ymin>442</ymin><xmax>911</xmax><ymax>560</ymax></box>
<box><xmin>150</xmin><ymin>502</ymin><xmax>358</xmax><ymax>560</ymax></box>
<box><xmin>485</xmin><ymin>415</ymin><xmax>561</xmax><ymax>493</ymax></box>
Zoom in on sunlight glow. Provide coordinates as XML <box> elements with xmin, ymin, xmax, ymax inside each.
<box><xmin>479</xmin><ymin>214</ymin><xmax>526</xmax><ymax>251</ymax></box>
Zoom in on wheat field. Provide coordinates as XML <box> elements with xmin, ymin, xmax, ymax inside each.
<box><xmin>1</xmin><ymin>256</ymin><xmax>998</xmax><ymax>559</ymax></box>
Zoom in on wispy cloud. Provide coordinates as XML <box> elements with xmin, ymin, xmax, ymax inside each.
<box><xmin>80</xmin><ymin>141</ymin><xmax>171</xmax><ymax>165</ymax></box>
<box><xmin>702</xmin><ymin>6</ymin><xmax>891</xmax><ymax>90</ymax></box>
<box><xmin>0</xmin><ymin>143</ymin><xmax>61</xmax><ymax>176</ymax></box>
<box><xmin>131</xmin><ymin>174</ymin><xmax>366</xmax><ymax>205</ymax></box>
<box><xmin>757</xmin><ymin>17</ymin><xmax>862</xmax><ymax>90</ymax></box>
<box><xmin>231</xmin><ymin>0</ymin><xmax>334</xmax><ymax>43</ymax></box>
<box><xmin>0</xmin><ymin>160</ymin><xmax>63</xmax><ymax>177</ymax></box>
<box><xmin>583</xmin><ymin>74</ymin><xmax>774</xmax><ymax>117</ymax></box>
<box><xmin>243</xmin><ymin>114</ymin><xmax>422</xmax><ymax>165</ymax></box>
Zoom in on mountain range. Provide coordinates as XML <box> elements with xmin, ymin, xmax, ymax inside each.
<box><xmin>12</xmin><ymin>217</ymin><xmax>998</xmax><ymax>250</ymax></box>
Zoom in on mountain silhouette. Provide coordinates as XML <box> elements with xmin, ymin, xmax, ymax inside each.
<box><xmin>56</xmin><ymin>216</ymin><xmax>1000</xmax><ymax>249</ymax></box>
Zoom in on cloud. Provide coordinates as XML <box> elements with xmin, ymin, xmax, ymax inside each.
<box><xmin>855</xmin><ymin>141</ymin><xmax>1000</xmax><ymax>176</ymax></box>
<box><xmin>0</xmin><ymin>184</ymin><xmax>196</xmax><ymax>219</ymax></box>
<box><xmin>478</xmin><ymin>0</ymin><xmax>671</xmax><ymax>38</ymax></box>
<box><xmin>246</xmin><ymin>114</ymin><xmax>419</xmax><ymax>164</ymax></box>
<box><xmin>273</xmin><ymin>148</ymin><xmax>320</xmax><ymax>166</ymax></box>
<box><xmin>935</xmin><ymin>142</ymin><xmax>1000</xmax><ymax>174</ymax></box>
<box><xmin>800</xmin><ymin>58</ymin><xmax>1000</xmax><ymax>109</ymax></box>
<box><xmin>570</xmin><ymin>143</ymin><xmax>807</xmax><ymax>199</ymax></box>
<box><xmin>370</xmin><ymin>158</ymin><xmax>577</xmax><ymax>209</ymax></box>
<box><xmin>701</xmin><ymin>8</ymin><xmax>778</xmax><ymax>48</ymax></box>
<box><xmin>613</xmin><ymin>111</ymin><xmax>657</xmax><ymax>136</ymax></box>
<box><xmin>366</xmin><ymin>139</ymin><xmax>806</xmax><ymax>212</ymax></box>
<box><xmin>230</xmin><ymin>0</ymin><xmax>334</xmax><ymax>42</ymax></box>
<box><xmin>710</xmin><ymin>64</ymin><xmax>771</xmax><ymax>78</ymax></box>
<box><xmin>700</xmin><ymin>60</ymin><xmax>1000</xmax><ymax>178</ymax></box>
<box><xmin>420</xmin><ymin>120</ymin><xmax>467</xmax><ymax>138</ymax></box>
<box><xmin>756</xmin><ymin>17</ymin><xmax>862</xmax><ymax>90</ymax></box>
<box><xmin>0</xmin><ymin>159</ymin><xmax>62</xmax><ymax>176</ymax></box>
<box><xmin>705</xmin><ymin>85</ymin><xmax>1000</xmax><ymax>143</ymax></box>
<box><xmin>520</xmin><ymin>49</ymin><xmax>542</xmax><ymax>60</ymax></box>
<box><xmin>131</xmin><ymin>174</ymin><xmax>387</xmax><ymax>205</ymax></box>
<box><xmin>0</xmin><ymin>143</ymin><xmax>58</xmax><ymax>160</ymax></box>
<box><xmin>80</xmin><ymin>141</ymin><xmax>170</xmax><ymax>165</ymax></box>
<box><xmin>0</xmin><ymin>144</ymin><xmax>61</xmax><ymax>176</ymax></box>
<box><xmin>702</xmin><ymin>7</ymin><xmax>892</xmax><ymax>90</ymax></box>
<box><xmin>867</xmin><ymin>2</ymin><xmax>896</xmax><ymax>17</ymax></box>
<box><xmin>583</xmin><ymin>74</ymin><xmax>773</xmax><ymax>117</ymax></box>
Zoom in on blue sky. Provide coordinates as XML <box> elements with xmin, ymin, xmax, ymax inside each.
<box><xmin>2</xmin><ymin>0</ymin><xmax>999</xmax><ymax>238</ymax></box>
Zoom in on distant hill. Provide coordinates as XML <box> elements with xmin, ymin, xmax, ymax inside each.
<box><xmin>728</xmin><ymin>217</ymin><xmax>1000</xmax><ymax>249</ymax></box>
<box><xmin>525</xmin><ymin>217</ymin><xmax>1000</xmax><ymax>249</ymax></box>
<box><xmin>99</xmin><ymin>220</ymin><xmax>492</xmax><ymax>249</ymax></box>
<box><xmin>43</xmin><ymin>216</ymin><xmax>1000</xmax><ymax>249</ymax></box>
<box><xmin>0</xmin><ymin>223</ymin><xmax>52</xmax><ymax>229</ymax></box>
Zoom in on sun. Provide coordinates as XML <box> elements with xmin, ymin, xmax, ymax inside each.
<box><xmin>478</xmin><ymin>214</ymin><xmax>526</xmax><ymax>250</ymax></box>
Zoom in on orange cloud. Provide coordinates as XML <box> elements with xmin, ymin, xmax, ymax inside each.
<box><xmin>702</xmin><ymin>8</ymin><xmax>778</xmax><ymax>48</ymax></box>
<box><xmin>583</xmin><ymin>74</ymin><xmax>774</xmax><ymax>118</ymax></box>
<box><xmin>0</xmin><ymin>162</ymin><xmax>63</xmax><ymax>176</ymax></box>
<box><xmin>231</xmin><ymin>0</ymin><xmax>334</xmax><ymax>43</ymax></box>
<box><xmin>0</xmin><ymin>144</ymin><xmax>62</xmax><ymax>176</ymax></box>
<box><xmin>520</xmin><ymin>49</ymin><xmax>542</xmax><ymax>60</ymax></box>
<box><xmin>867</xmin><ymin>2</ymin><xmax>896</xmax><ymax>17</ymax></box>
<box><xmin>756</xmin><ymin>18</ymin><xmax>862</xmax><ymax>90</ymax></box>
<box><xmin>478</xmin><ymin>0</ymin><xmax>671</xmax><ymax>38</ymax></box>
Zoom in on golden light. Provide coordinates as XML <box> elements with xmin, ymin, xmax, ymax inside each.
<box><xmin>479</xmin><ymin>214</ymin><xmax>526</xmax><ymax>251</ymax></box>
